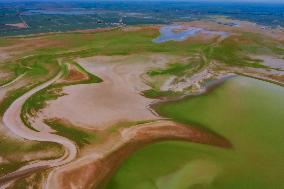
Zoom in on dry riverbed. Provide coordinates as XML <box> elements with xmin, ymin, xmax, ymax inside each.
<box><xmin>0</xmin><ymin>20</ymin><xmax>284</xmax><ymax>189</ymax></box>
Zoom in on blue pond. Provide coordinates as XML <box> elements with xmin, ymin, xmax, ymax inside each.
<box><xmin>153</xmin><ymin>25</ymin><xmax>227</xmax><ymax>43</ymax></box>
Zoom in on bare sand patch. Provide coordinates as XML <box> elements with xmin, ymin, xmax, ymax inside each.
<box><xmin>0</xmin><ymin>52</ymin><xmax>10</xmax><ymax>61</ymax></box>
<box><xmin>253</xmin><ymin>55</ymin><xmax>284</xmax><ymax>70</ymax></box>
<box><xmin>5</xmin><ymin>22</ymin><xmax>28</xmax><ymax>29</ymax></box>
<box><xmin>0</xmin><ymin>72</ymin><xmax>11</xmax><ymax>79</ymax></box>
<box><xmin>40</xmin><ymin>54</ymin><xmax>184</xmax><ymax>130</ymax></box>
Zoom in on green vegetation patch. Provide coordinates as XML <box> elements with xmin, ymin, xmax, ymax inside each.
<box><xmin>10</xmin><ymin>178</ymin><xmax>29</xmax><ymax>189</ymax></box>
<box><xmin>0</xmin><ymin>136</ymin><xmax>63</xmax><ymax>156</ymax></box>
<box><xmin>0</xmin><ymin>162</ymin><xmax>26</xmax><ymax>177</ymax></box>
<box><xmin>207</xmin><ymin>37</ymin><xmax>266</xmax><ymax>68</ymax></box>
<box><xmin>44</xmin><ymin>29</ymin><xmax>207</xmax><ymax>58</ymax></box>
<box><xmin>7</xmin><ymin>54</ymin><xmax>58</xmax><ymax>77</ymax></box>
<box><xmin>23</xmin><ymin>86</ymin><xmax>65</xmax><ymax>117</ymax></box>
<box><xmin>44</xmin><ymin>119</ymin><xmax>96</xmax><ymax>148</ymax></box>
<box><xmin>20</xmin><ymin>85</ymin><xmax>65</xmax><ymax>131</ymax></box>
<box><xmin>147</xmin><ymin>63</ymin><xmax>193</xmax><ymax>76</ymax></box>
<box><xmin>0</xmin><ymin>38</ymin><xmax>14</xmax><ymax>47</ymax></box>
<box><xmin>0</xmin><ymin>86</ymin><xmax>32</xmax><ymax>116</ymax></box>
<box><xmin>0</xmin><ymin>55</ymin><xmax>61</xmax><ymax>116</ymax></box>
<box><xmin>0</xmin><ymin>135</ymin><xmax>63</xmax><ymax>173</ymax></box>
<box><xmin>142</xmin><ymin>89</ymin><xmax>180</xmax><ymax>99</ymax></box>
<box><xmin>11</xmin><ymin>172</ymin><xmax>43</xmax><ymax>189</ymax></box>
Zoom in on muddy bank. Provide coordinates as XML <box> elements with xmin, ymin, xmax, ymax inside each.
<box><xmin>47</xmin><ymin>121</ymin><xmax>231</xmax><ymax>189</ymax></box>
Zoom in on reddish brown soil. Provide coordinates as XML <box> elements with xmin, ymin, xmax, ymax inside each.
<box><xmin>268</xmin><ymin>74</ymin><xmax>284</xmax><ymax>83</ymax></box>
<box><xmin>66</xmin><ymin>68</ymin><xmax>88</xmax><ymax>82</ymax></box>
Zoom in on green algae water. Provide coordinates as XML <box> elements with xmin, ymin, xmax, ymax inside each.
<box><xmin>105</xmin><ymin>76</ymin><xmax>284</xmax><ymax>189</ymax></box>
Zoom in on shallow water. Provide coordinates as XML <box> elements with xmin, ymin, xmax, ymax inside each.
<box><xmin>106</xmin><ymin>76</ymin><xmax>284</xmax><ymax>189</ymax></box>
<box><xmin>153</xmin><ymin>25</ymin><xmax>227</xmax><ymax>43</ymax></box>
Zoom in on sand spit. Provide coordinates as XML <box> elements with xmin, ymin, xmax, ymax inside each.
<box><xmin>46</xmin><ymin>120</ymin><xmax>231</xmax><ymax>189</ymax></box>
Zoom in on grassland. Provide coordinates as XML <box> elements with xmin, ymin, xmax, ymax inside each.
<box><xmin>142</xmin><ymin>89</ymin><xmax>181</xmax><ymax>99</ymax></box>
<box><xmin>0</xmin><ymin>135</ymin><xmax>63</xmax><ymax>177</ymax></box>
<box><xmin>0</xmin><ymin>54</ymin><xmax>61</xmax><ymax>116</ymax></box>
<box><xmin>44</xmin><ymin>119</ymin><xmax>96</xmax><ymax>148</ymax></box>
<box><xmin>1</xmin><ymin>26</ymin><xmax>281</xmax><ymax>88</ymax></box>
<box><xmin>106</xmin><ymin>76</ymin><xmax>284</xmax><ymax>189</ymax></box>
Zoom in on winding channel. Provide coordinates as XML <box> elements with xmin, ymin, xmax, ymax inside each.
<box><xmin>0</xmin><ymin>67</ymin><xmax>77</xmax><ymax>186</ymax></box>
